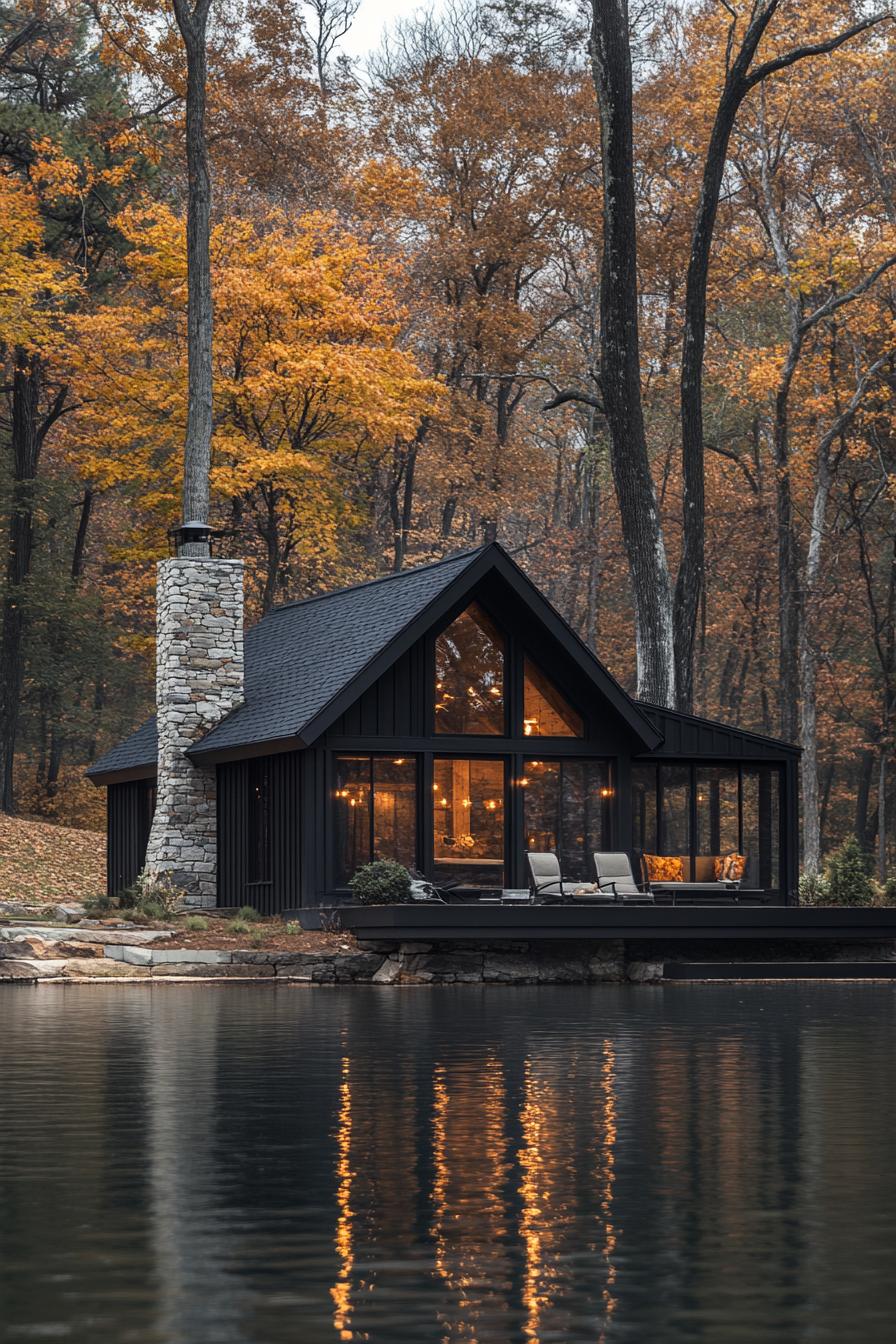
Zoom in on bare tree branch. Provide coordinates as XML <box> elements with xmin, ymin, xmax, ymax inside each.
<box><xmin>747</xmin><ymin>13</ymin><xmax>894</xmax><ymax>90</ymax></box>
<box><xmin>800</xmin><ymin>254</ymin><xmax>896</xmax><ymax>334</ymax></box>
<box><xmin>542</xmin><ymin>388</ymin><xmax>605</xmax><ymax>413</ymax></box>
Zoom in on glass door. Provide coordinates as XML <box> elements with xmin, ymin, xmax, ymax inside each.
<box><xmin>432</xmin><ymin>757</ymin><xmax>505</xmax><ymax>889</ymax></box>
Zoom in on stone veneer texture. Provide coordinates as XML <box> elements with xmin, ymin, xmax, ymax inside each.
<box><xmin>143</xmin><ymin>557</ymin><xmax>244</xmax><ymax>906</ymax></box>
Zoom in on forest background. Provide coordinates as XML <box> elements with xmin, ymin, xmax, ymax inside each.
<box><xmin>1</xmin><ymin>0</ymin><xmax>894</xmax><ymax>879</ymax></box>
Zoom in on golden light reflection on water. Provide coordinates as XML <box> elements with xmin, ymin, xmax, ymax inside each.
<box><xmin>519</xmin><ymin>1043</ymin><xmax>619</xmax><ymax>1342</ymax></box>
<box><xmin>331</xmin><ymin>1041</ymin><xmax>621</xmax><ymax>1342</ymax></box>
<box><xmin>597</xmin><ymin>1043</ymin><xmax>618</xmax><ymax>1341</ymax></box>
<box><xmin>331</xmin><ymin>1057</ymin><xmax>357</xmax><ymax>1342</ymax></box>
<box><xmin>431</xmin><ymin>1056</ymin><xmax>512</xmax><ymax>1340</ymax></box>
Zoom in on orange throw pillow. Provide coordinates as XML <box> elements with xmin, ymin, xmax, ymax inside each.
<box><xmin>644</xmin><ymin>853</ymin><xmax>684</xmax><ymax>882</ymax></box>
<box><xmin>714</xmin><ymin>852</ymin><xmax>746</xmax><ymax>881</ymax></box>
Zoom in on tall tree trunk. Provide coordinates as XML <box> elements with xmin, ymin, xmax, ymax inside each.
<box><xmin>172</xmin><ymin>0</ymin><xmax>214</xmax><ymax>555</ymax></box>
<box><xmin>39</xmin><ymin>488</ymin><xmax>96</xmax><ymax>801</ymax></box>
<box><xmin>878</xmin><ymin>750</ymin><xmax>888</xmax><ymax>884</ymax></box>
<box><xmin>589</xmin><ymin>0</ymin><xmax>675</xmax><ymax>707</ymax></box>
<box><xmin>855</xmin><ymin>747</ymin><xmax>875</xmax><ymax>851</ymax></box>
<box><xmin>675</xmin><ymin>2</ymin><xmax>890</xmax><ymax>707</ymax></box>
<box><xmin>0</xmin><ymin>353</ymin><xmax>67</xmax><ymax>812</ymax></box>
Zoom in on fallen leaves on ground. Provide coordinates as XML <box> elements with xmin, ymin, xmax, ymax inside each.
<box><xmin>0</xmin><ymin>815</ymin><xmax>105</xmax><ymax>903</ymax></box>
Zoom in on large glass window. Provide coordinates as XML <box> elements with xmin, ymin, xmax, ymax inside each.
<box><xmin>658</xmin><ymin>765</ymin><xmax>691</xmax><ymax>856</ymax></box>
<box><xmin>334</xmin><ymin>754</ymin><xmax>417</xmax><ymax>885</ymax></box>
<box><xmin>631</xmin><ymin>761</ymin><xmax>783</xmax><ymax>892</ymax></box>
<box><xmin>524</xmin><ymin>759</ymin><xmax>612</xmax><ymax>882</ymax></box>
<box><xmin>434</xmin><ymin>603</ymin><xmax>505</xmax><ymax>735</ymax></box>
<box><xmin>523</xmin><ymin>658</ymin><xmax>584</xmax><ymax>737</ymax></box>
<box><xmin>433</xmin><ymin>757</ymin><xmax>505</xmax><ymax>888</ymax></box>
<box><xmin>695</xmin><ymin>767</ymin><xmax>739</xmax><ymax>857</ymax></box>
<box><xmin>742</xmin><ymin>766</ymin><xmax>780</xmax><ymax>892</ymax></box>
<box><xmin>631</xmin><ymin>763</ymin><xmax>657</xmax><ymax>855</ymax></box>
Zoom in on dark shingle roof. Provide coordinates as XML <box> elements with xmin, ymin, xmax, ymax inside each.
<box><xmin>87</xmin><ymin>547</ymin><xmax>484</xmax><ymax>781</ymax></box>
<box><xmin>86</xmin><ymin>714</ymin><xmax>159</xmax><ymax>780</ymax></box>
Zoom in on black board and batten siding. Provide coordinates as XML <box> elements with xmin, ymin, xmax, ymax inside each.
<box><xmin>106</xmin><ymin>779</ymin><xmax>155</xmax><ymax>896</ymax></box>
<box><xmin>217</xmin><ymin>751</ymin><xmax>302</xmax><ymax>913</ymax></box>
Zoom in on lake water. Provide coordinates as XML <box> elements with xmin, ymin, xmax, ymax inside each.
<box><xmin>2</xmin><ymin>984</ymin><xmax>896</xmax><ymax>1343</ymax></box>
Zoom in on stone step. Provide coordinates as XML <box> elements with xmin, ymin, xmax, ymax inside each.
<box><xmin>0</xmin><ymin>926</ymin><xmax>173</xmax><ymax>945</ymax></box>
<box><xmin>104</xmin><ymin>946</ymin><xmax>231</xmax><ymax>966</ymax></box>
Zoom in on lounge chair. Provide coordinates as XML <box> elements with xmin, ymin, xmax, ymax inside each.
<box><xmin>526</xmin><ymin>852</ymin><xmax>614</xmax><ymax>904</ymax></box>
<box><xmin>592</xmin><ymin>852</ymin><xmax>655</xmax><ymax>904</ymax></box>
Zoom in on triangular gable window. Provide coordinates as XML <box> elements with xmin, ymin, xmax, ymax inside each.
<box><xmin>434</xmin><ymin>602</ymin><xmax>505</xmax><ymax>735</ymax></box>
<box><xmin>523</xmin><ymin>657</ymin><xmax>584</xmax><ymax>737</ymax></box>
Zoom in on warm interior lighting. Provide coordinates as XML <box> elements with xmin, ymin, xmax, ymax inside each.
<box><xmin>484</xmin><ymin>799</ymin><xmax>499</xmax><ymax>811</ymax></box>
<box><xmin>518</xmin><ymin>776</ymin><xmax>529</xmax><ymax>788</ymax></box>
<box><xmin>462</xmin><ymin>797</ymin><xmax>472</xmax><ymax>808</ymax></box>
<box><xmin>600</xmin><ymin>787</ymin><xmax>614</xmax><ymax>799</ymax></box>
<box><xmin>523</xmin><ymin>656</ymin><xmax>584</xmax><ymax>737</ymax></box>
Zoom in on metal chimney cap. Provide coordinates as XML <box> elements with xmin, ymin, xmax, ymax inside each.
<box><xmin>168</xmin><ymin>520</ymin><xmax>214</xmax><ymax>554</ymax></box>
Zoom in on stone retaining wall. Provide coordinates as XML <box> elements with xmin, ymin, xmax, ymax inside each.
<box><xmin>4</xmin><ymin>933</ymin><xmax>894</xmax><ymax>985</ymax></box>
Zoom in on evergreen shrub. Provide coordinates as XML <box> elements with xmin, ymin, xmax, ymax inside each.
<box><xmin>348</xmin><ymin>860</ymin><xmax>411</xmax><ymax>905</ymax></box>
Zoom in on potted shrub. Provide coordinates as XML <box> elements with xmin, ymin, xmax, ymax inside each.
<box><xmin>348</xmin><ymin>860</ymin><xmax>412</xmax><ymax>905</ymax></box>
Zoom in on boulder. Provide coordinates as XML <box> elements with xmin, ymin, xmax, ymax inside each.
<box><xmin>625</xmin><ymin>959</ymin><xmax>664</xmax><ymax>983</ymax></box>
<box><xmin>0</xmin><ymin>961</ymin><xmax>38</xmax><ymax>982</ymax></box>
<box><xmin>54</xmin><ymin>904</ymin><xmax>87</xmax><ymax>923</ymax></box>
<box><xmin>55</xmin><ymin>941</ymin><xmax>104</xmax><ymax>959</ymax></box>
<box><xmin>11</xmin><ymin>959</ymin><xmax>68</xmax><ymax>979</ymax></box>
<box><xmin>0</xmin><ymin>901</ymin><xmax>53</xmax><ymax>920</ymax></box>
<box><xmin>372</xmin><ymin>957</ymin><xmax>402</xmax><ymax>984</ymax></box>
<box><xmin>0</xmin><ymin>937</ymin><xmax>48</xmax><ymax>959</ymax></box>
<box><xmin>64</xmin><ymin>959</ymin><xmax>148</xmax><ymax>978</ymax></box>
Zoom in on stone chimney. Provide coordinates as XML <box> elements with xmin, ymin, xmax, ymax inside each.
<box><xmin>143</xmin><ymin>555</ymin><xmax>244</xmax><ymax>907</ymax></box>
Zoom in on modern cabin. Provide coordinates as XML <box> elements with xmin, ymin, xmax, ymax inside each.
<box><xmin>87</xmin><ymin>543</ymin><xmax>799</xmax><ymax>910</ymax></box>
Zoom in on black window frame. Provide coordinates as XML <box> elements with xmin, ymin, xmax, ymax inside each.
<box><xmin>428</xmin><ymin>604</ymin><xmax>589</xmax><ymax>743</ymax></box>
<box><xmin>630</xmin><ymin>760</ymin><xmax>785</xmax><ymax>892</ymax></box>
<box><xmin>432</xmin><ymin>600</ymin><xmax>509</xmax><ymax>738</ymax></box>
<box><xmin>521</xmin><ymin>755</ymin><xmax>614</xmax><ymax>883</ymax></box>
<box><xmin>330</xmin><ymin>751</ymin><xmax>420</xmax><ymax>888</ymax></box>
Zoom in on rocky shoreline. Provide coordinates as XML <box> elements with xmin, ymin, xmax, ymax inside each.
<box><xmin>4</xmin><ymin>903</ymin><xmax>896</xmax><ymax>986</ymax></box>
<box><xmin>1</xmin><ymin>921</ymin><xmax>654</xmax><ymax>984</ymax></box>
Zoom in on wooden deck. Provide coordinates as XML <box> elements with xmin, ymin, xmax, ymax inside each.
<box><xmin>309</xmin><ymin>903</ymin><xmax>896</xmax><ymax>943</ymax></box>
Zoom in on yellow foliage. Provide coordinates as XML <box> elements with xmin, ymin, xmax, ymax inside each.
<box><xmin>0</xmin><ymin>168</ymin><xmax>77</xmax><ymax>350</ymax></box>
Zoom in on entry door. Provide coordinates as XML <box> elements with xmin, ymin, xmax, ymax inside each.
<box><xmin>432</xmin><ymin>757</ymin><xmax>506</xmax><ymax>889</ymax></box>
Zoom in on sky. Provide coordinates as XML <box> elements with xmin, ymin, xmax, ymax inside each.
<box><xmin>340</xmin><ymin>0</ymin><xmax>433</xmax><ymax>59</ymax></box>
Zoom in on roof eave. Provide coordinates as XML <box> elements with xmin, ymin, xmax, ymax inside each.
<box><xmin>85</xmin><ymin>762</ymin><xmax>157</xmax><ymax>787</ymax></box>
<box><xmin>186</xmin><ymin>733</ymin><xmax>308</xmax><ymax>766</ymax></box>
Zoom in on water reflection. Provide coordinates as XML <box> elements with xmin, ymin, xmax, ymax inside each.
<box><xmin>2</xmin><ymin>985</ymin><xmax>896</xmax><ymax>1343</ymax></box>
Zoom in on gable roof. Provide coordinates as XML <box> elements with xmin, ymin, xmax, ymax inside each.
<box><xmin>87</xmin><ymin>542</ymin><xmax>662</xmax><ymax>783</ymax></box>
